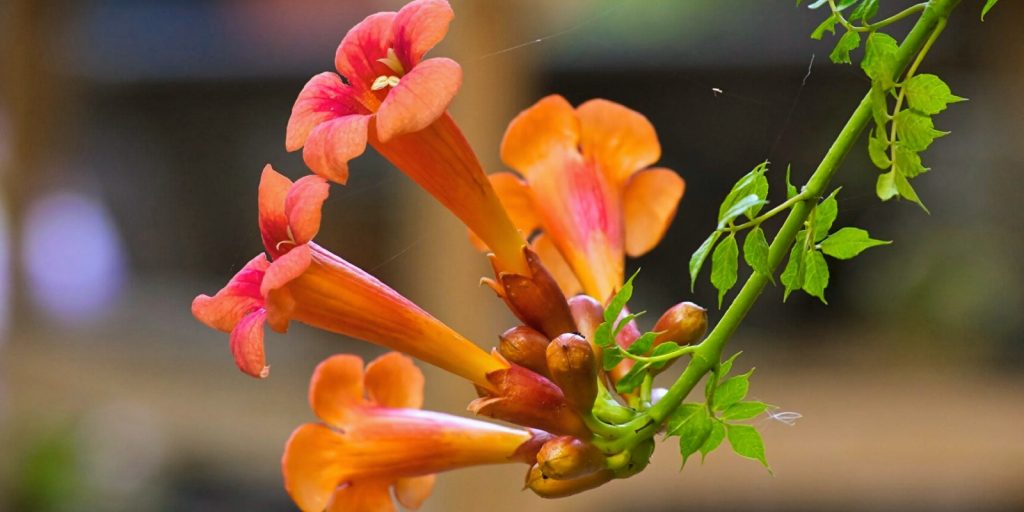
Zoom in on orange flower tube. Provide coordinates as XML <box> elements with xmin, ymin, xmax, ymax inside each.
<box><xmin>283</xmin><ymin>353</ymin><xmax>549</xmax><ymax>511</ymax></box>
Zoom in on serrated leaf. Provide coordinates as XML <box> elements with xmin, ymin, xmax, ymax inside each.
<box><xmin>850</xmin><ymin>0</ymin><xmax>878</xmax><ymax>22</ymax></box>
<box><xmin>604</xmin><ymin>270</ymin><xmax>638</xmax><ymax>324</ymax></box>
<box><xmin>876</xmin><ymin>170</ymin><xmax>898</xmax><ymax>201</ymax></box>
<box><xmin>718</xmin><ymin>352</ymin><xmax>742</xmax><ymax>380</ymax></box>
<box><xmin>613</xmin><ymin>312</ymin><xmax>643</xmax><ymax>337</ymax></box>
<box><xmin>830</xmin><ymin>30</ymin><xmax>861</xmax><ymax>64</ymax></box>
<box><xmin>650</xmin><ymin>341</ymin><xmax>681</xmax><ymax>370</ymax></box>
<box><xmin>723</xmin><ymin>401</ymin><xmax>770</xmax><ymax>421</ymax></box>
<box><xmin>895</xmin><ymin>171</ymin><xmax>930</xmax><ymax>213</ymax></box>
<box><xmin>811</xmin><ymin>13</ymin><xmax>838</xmax><ymax>40</ymax></box>
<box><xmin>905</xmin><ymin>74</ymin><xmax>965</xmax><ymax>115</ymax></box>
<box><xmin>893</xmin><ymin>143</ymin><xmax>928</xmax><ymax>178</ymax></box>
<box><xmin>627</xmin><ymin>331</ymin><xmax>658</xmax><ymax>356</ymax></box>
<box><xmin>714</xmin><ymin>370</ymin><xmax>752</xmax><ymax>411</ymax></box>
<box><xmin>785</xmin><ymin>164</ymin><xmax>798</xmax><ymax>200</ymax></box>
<box><xmin>821</xmin><ymin>227</ymin><xmax>891</xmax><ymax>259</ymax></box>
<box><xmin>700</xmin><ymin>421</ymin><xmax>726</xmax><ymax>461</ymax></box>
<box><xmin>727</xmin><ymin>424</ymin><xmax>770</xmax><ymax>470</ymax></box>
<box><xmin>982</xmin><ymin>0</ymin><xmax>999</xmax><ymax>20</ymax></box>
<box><xmin>811</xmin><ymin>189</ymin><xmax>840</xmax><ymax>242</ymax></box>
<box><xmin>862</xmin><ymin>32</ymin><xmax>899</xmax><ymax>89</ymax></box>
<box><xmin>615</xmin><ymin>362</ymin><xmax>649</xmax><ymax>394</ymax></box>
<box><xmin>894</xmin><ymin>109</ymin><xmax>947</xmax><ymax>152</ymax></box>
<box><xmin>802</xmin><ymin>249</ymin><xmax>829</xmax><ymax>303</ymax></box>
<box><xmin>602</xmin><ymin>345</ymin><xmax>624</xmax><ymax>371</ymax></box>
<box><xmin>835</xmin><ymin>0</ymin><xmax>859</xmax><ymax>10</ymax></box>
<box><xmin>673</xmin><ymin>405</ymin><xmax>713</xmax><ymax>468</ymax></box>
<box><xmin>780</xmin><ymin>241</ymin><xmax>806</xmax><ymax>301</ymax></box>
<box><xmin>594</xmin><ymin>322</ymin><xmax>614</xmax><ymax>348</ymax></box>
<box><xmin>718</xmin><ymin>194</ymin><xmax>766</xmax><ymax>229</ymax></box>
<box><xmin>689</xmin><ymin>231</ymin><xmax>721</xmax><ymax>291</ymax></box>
<box><xmin>868</xmin><ymin>130</ymin><xmax>891</xmax><ymax>169</ymax></box>
<box><xmin>711</xmin><ymin>234</ymin><xmax>739</xmax><ymax>307</ymax></box>
<box><xmin>668</xmin><ymin>403</ymin><xmax>703</xmax><ymax>435</ymax></box>
<box><xmin>743</xmin><ymin>227</ymin><xmax>772</xmax><ymax>282</ymax></box>
<box><xmin>718</xmin><ymin>162</ymin><xmax>768</xmax><ymax>222</ymax></box>
<box><xmin>747</xmin><ymin>173</ymin><xmax>770</xmax><ymax>220</ymax></box>
<box><xmin>869</xmin><ymin>83</ymin><xmax>889</xmax><ymax>136</ymax></box>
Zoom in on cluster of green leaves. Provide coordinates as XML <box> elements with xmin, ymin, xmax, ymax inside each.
<box><xmin>780</xmin><ymin>188</ymin><xmax>890</xmax><ymax>302</ymax></box>
<box><xmin>595</xmin><ymin>272</ymin><xmax>688</xmax><ymax>396</ymax></box>
<box><xmin>688</xmin><ymin>161</ymin><xmax>775</xmax><ymax>307</ymax></box>
<box><xmin>666</xmin><ymin>353</ymin><xmax>771</xmax><ymax>471</ymax></box>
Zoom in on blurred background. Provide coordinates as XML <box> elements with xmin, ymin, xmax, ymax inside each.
<box><xmin>1</xmin><ymin>0</ymin><xmax>1022</xmax><ymax>510</ymax></box>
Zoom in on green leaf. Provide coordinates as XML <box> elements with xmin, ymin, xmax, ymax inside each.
<box><xmin>594</xmin><ymin>322</ymin><xmax>613</xmax><ymax>348</ymax></box>
<box><xmin>849</xmin><ymin>0</ymin><xmax>878</xmax><ymax>22</ymax></box>
<box><xmin>876</xmin><ymin>170</ymin><xmax>898</xmax><ymax>201</ymax></box>
<box><xmin>602</xmin><ymin>345</ymin><xmax>624</xmax><ymax>371</ymax></box>
<box><xmin>672</xmin><ymin>405</ymin><xmax>713</xmax><ymax>467</ymax></box>
<box><xmin>699</xmin><ymin>421</ymin><xmax>726</xmax><ymax>461</ymax></box>
<box><xmin>811</xmin><ymin>188</ymin><xmax>840</xmax><ymax>242</ymax></box>
<box><xmin>895</xmin><ymin>171</ymin><xmax>930</xmax><ymax>213</ymax></box>
<box><xmin>893</xmin><ymin>143</ymin><xmax>928</xmax><ymax>178</ymax></box>
<box><xmin>717</xmin><ymin>352</ymin><xmax>742</xmax><ymax>381</ymax></box>
<box><xmin>829</xmin><ymin>30</ymin><xmax>861</xmax><ymax>65</ymax></box>
<box><xmin>613</xmin><ymin>312</ymin><xmax>644</xmax><ymax>337</ymax></box>
<box><xmin>743</xmin><ymin>227</ymin><xmax>771</xmax><ymax>282</ymax></box>
<box><xmin>615</xmin><ymin>362</ymin><xmax>649</xmax><ymax>394</ymax></box>
<box><xmin>723</xmin><ymin>401</ymin><xmax>770</xmax><ymax>421</ymax></box>
<box><xmin>868</xmin><ymin>130</ymin><xmax>891</xmax><ymax>169</ymax></box>
<box><xmin>810</xmin><ymin>13</ymin><xmax>838</xmax><ymax>40</ymax></box>
<box><xmin>780</xmin><ymin>241</ymin><xmax>806</xmax><ymax>301</ymax></box>
<box><xmin>869</xmin><ymin>83</ymin><xmax>889</xmax><ymax>136</ymax></box>
<box><xmin>894</xmin><ymin>110</ymin><xmax>947</xmax><ymax>152</ymax></box>
<box><xmin>820</xmin><ymin>227</ymin><xmax>891</xmax><ymax>259</ymax></box>
<box><xmin>689</xmin><ymin>231</ymin><xmax>721</xmax><ymax>291</ymax></box>
<box><xmin>714</xmin><ymin>370</ymin><xmax>752</xmax><ymax>411</ymax></box>
<box><xmin>982</xmin><ymin>0</ymin><xmax>999</xmax><ymax>20</ymax></box>
<box><xmin>904</xmin><ymin>74</ymin><xmax>966</xmax><ymax>115</ymax></box>
<box><xmin>711</xmin><ymin>234</ymin><xmax>739</xmax><ymax>307</ymax></box>
<box><xmin>802</xmin><ymin>249</ymin><xmax>830</xmax><ymax>303</ymax></box>
<box><xmin>627</xmin><ymin>331</ymin><xmax>658</xmax><ymax>356</ymax></box>
<box><xmin>835</xmin><ymin>0</ymin><xmax>859</xmax><ymax>10</ymax></box>
<box><xmin>718</xmin><ymin>194</ymin><xmax>766</xmax><ymax>229</ymax></box>
<box><xmin>727</xmin><ymin>424</ymin><xmax>770</xmax><ymax>470</ymax></box>
<box><xmin>805</xmin><ymin>0</ymin><xmax>828</xmax><ymax>8</ymax></box>
<box><xmin>650</xmin><ymin>341</ymin><xmax>681</xmax><ymax>370</ymax></box>
<box><xmin>718</xmin><ymin>162</ymin><xmax>769</xmax><ymax>222</ymax></box>
<box><xmin>785</xmin><ymin>164</ymin><xmax>798</xmax><ymax>200</ymax></box>
<box><xmin>604</xmin><ymin>270</ymin><xmax>638</xmax><ymax>324</ymax></box>
<box><xmin>861</xmin><ymin>32</ymin><xmax>899</xmax><ymax>89</ymax></box>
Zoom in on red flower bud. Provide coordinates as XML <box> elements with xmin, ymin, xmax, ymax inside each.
<box><xmin>546</xmin><ymin>333</ymin><xmax>597</xmax><ymax>413</ymax></box>
<box><xmin>484</xmin><ymin>247</ymin><xmax>577</xmax><ymax>339</ymax></box>
<box><xmin>498</xmin><ymin>325</ymin><xmax>551</xmax><ymax>377</ymax></box>
<box><xmin>524</xmin><ymin>464</ymin><xmax>614</xmax><ymax>498</ymax></box>
<box><xmin>536</xmin><ymin>436</ymin><xmax>606</xmax><ymax>480</ymax></box>
<box><xmin>653</xmin><ymin>301</ymin><xmax>708</xmax><ymax>346</ymax></box>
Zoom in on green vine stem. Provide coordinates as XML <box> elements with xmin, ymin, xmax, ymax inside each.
<box><xmin>828</xmin><ymin>0</ymin><xmax>928</xmax><ymax>32</ymax></box>
<box><xmin>606</xmin><ymin>0</ymin><xmax>962</xmax><ymax>453</ymax></box>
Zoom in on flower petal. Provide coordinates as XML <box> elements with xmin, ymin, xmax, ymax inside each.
<box><xmin>335</xmin><ymin>12</ymin><xmax>397</xmax><ymax>91</ymax></box>
<box><xmin>261</xmin><ymin>244</ymin><xmax>312</xmax><ymax>297</ymax></box>
<box><xmin>576</xmin><ymin>99</ymin><xmax>661</xmax><ymax>185</ymax></box>
<box><xmin>393</xmin><ymin>0</ymin><xmax>453</xmax><ymax>67</ymax></box>
<box><xmin>489</xmin><ymin>172</ymin><xmax>540</xmax><ymax>237</ymax></box>
<box><xmin>501</xmin><ymin>95</ymin><xmax>579</xmax><ymax>177</ymax></box>
<box><xmin>364</xmin><ymin>352</ymin><xmax>424</xmax><ymax>410</ymax></box>
<box><xmin>327</xmin><ymin>480</ymin><xmax>396</xmax><ymax>512</ymax></box>
<box><xmin>375</xmin><ymin>57</ymin><xmax>461</xmax><ymax>142</ymax></box>
<box><xmin>309</xmin><ymin>354</ymin><xmax>367</xmax><ymax>427</ymax></box>
<box><xmin>286</xmin><ymin>175</ymin><xmax>330</xmax><ymax>245</ymax></box>
<box><xmin>303</xmin><ymin>114</ymin><xmax>371</xmax><ymax>186</ymax></box>
<box><xmin>192</xmin><ymin>254</ymin><xmax>269</xmax><ymax>332</ymax></box>
<box><xmin>282</xmin><ymin>423</ymin><xmax>350</xmax><ymax>512</ymax></box>
<box><xmin>286</xmin><ymin>72</ymin><xmax>366</xmax><ymax>152</ymax></box>
<box><xmin>259</xmin><ymin>165</ymin><xmax>293</xmax><ymax>255</ymax></box>
<box><xmin>531</xmin><ymin>234</ymin><xmax>583</xmax><ymax>297</ymax></box>
<box><xmin>230</xmin><ymin>309</ymin><xmax>269</xmax><ymax>378</ymax></box>
<box><xmin>623</xmin><ymin>167</ymin><xmax>685</xmax><ymax>257</ymax></box>
<box><xmin>394</xmin><ymin>474</ymin><xmax>436</xmax><ymax>510</ymax></box>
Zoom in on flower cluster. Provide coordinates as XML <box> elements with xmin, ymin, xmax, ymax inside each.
<box><xmin>192</xmin><ymin>0</ymin><xmax>699</xmax><ymax>509</ymax></box>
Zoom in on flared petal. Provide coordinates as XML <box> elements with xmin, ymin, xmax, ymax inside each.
<box><xmin>286</xmin><ymin>72</ymin><xmax>366</xmax><ymax>152</ymax></box>
<box><xmin>192</xmin><ymin>254</ymin><xmax>269</xmax><ymax>332</ymax></box>
<box><xmin>577</xmin><ymin>99</ymin><xmax>661</xmax><ymax>185</ymax></box>
<box><xmin>364</xmin><ymin>352</ymin><xmax>424</xmax><ymax>410</ymax></box>
<box><xmin>393</xmin><ymin>0</ymin><xmax>453</xmax><ymax>67</ymax></box>
<box><xmin>261</xmin><ymin>244</ymin><xmax>312</xmax><ymax>297</ymax></box>
<box><xmin>335</xmin><ymin>12</ymin><xmax>396</xmax><ymax>89</ymax></box>
<box><xmin>259</xmin><ymin>165</ymin><xmax>292</xmax><ymax>254</ymax></box>
<box><xmin>501</xmin><ymin>95</ymin><xmax>579</xmax><ymax>176</ymax></box>
<box><xmin>303</xmin><ymin>114</ymin><xmax>371</xmax><ymax>185</ymax></box>
<box><xmin>394</xmin><ymin>474</ymin><xmax>436</xmax><ymax>510</ymax></box>
<box><xmin>488</xmin><ymin>172</ymin><xmax>540</xmax><ymax>236</ymax></box>
<box><xmin>309</xmin><ymin>354</ymin><xmax>367</xmax><ymax>427</ymax></box>
<box><xmin>230</xmin><ymin>309</ymin><xmax>269</xmax><ymax>378</ymax></box>
<box><xmin>376</xmin><ymin>57</ymin><xmax>461</xmax><ymax>142</ymax></box>
<box><xmin>285</xmin><ymin>175</ymin><xmax>330</xmax><ymax>245</ymax></box>
<box><xmin>531</xmin><ymin>234</ymin><xmax>582</xmax><ymax>297</ymax></box>
<box><xmin>623</xmin><ymin>167</ymin><xmax>685</xmax><ymax>257</ymax></box>
<box><xmin>282</xmin><ymin>423</ymin><xmax>350</xmax><ymax>512</ymax></box>
<box><xmin>327</xmin><ymin>481</ymin><xmax>396</xmax><ymax>512</ymax></box>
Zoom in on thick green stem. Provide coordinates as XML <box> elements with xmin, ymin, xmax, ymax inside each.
<box><xmin>611</xmin><ymin>0</ymin><xmax>962</xmax><ymax>449</ymax></box>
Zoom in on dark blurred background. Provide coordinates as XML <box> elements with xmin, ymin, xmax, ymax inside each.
<box><xmin>1</xmin><ymin>0</ymin><xmax>1022</xmax><ymax>510</ymax></box>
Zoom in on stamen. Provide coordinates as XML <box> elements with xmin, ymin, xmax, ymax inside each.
<box><xmin>371</xmin><ymin>75</ymin><xmax>402</xmax><ymax>91</ymax></box>
<box><xmin>376</xmin><ymin>47</ymin><xmax>406</xmax><ymax>75</ymax></box>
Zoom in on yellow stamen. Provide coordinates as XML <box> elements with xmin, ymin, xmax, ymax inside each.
<box><xmin>376</xmin><ymin>48</ymin><xmax>405</xmax><ymax>75</ymax></box>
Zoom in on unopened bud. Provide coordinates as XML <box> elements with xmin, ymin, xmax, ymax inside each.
<box><xmin>568</xmin><ymin>295</ymin><xmax>603</xmax><ymax>340</ymax></box>
<box><xmin>546</xmin><ymin>333</ymin><xmax>597</xmax><ymax>412</ymax></box>
<box><xmin>468</xmin><ymin>360</ymin><xmax>589</xmax><ymax>438</ymax></box>
<box><xmin>653</xmin><ymin>302</ymin><xmax>708</xmax><ymax>346</ymax></box>
<box><xmin>525</xmin><ymin>464</ymin><xmax>614</xmax><ymax>498</ymax></box>
<box><xmin>537</xmin><ymin>436</ymin><xmax>606</xmax><ymax>480</ymax></box>
<box><xmin>492</xmin><ymin>247</ymin><xmax>577</xmax><ymax>338</ymax></box>
<box><xmin>498</xmin><ymin>325</ymin><xmax>550</xmax><ymax>377</ymax></box>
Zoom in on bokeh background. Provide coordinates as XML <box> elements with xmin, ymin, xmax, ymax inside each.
<box><xmin>1</xmin><ymin>0</ymin><xmax>1022</xmax><ymax>510</ymax></box>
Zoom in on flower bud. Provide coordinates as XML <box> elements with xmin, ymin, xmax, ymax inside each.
<box><xmin>567</xmin><ymin>295</ymin><xmax>603</xmax><ymax>341</ymax></box>
<box><xmin>498</xmin><ymin>325</ymin><xmax>551</xmax><ymax>377</ymax></box>
<box><xmin>486</xmin><ymin>247</ymin><xmax>577</xmax><ymax>339</ymax></box>
<box><xmin>536</xmin><ymin>436</ymin><xmax>606</xmax><ymax>480</ymax></box>
<box><xmin>545</xmin><ymin>333</ymin><xmax>597</xmax><ymax>412</ymax></box>
<box><xmin>653</xmin><ymin>301</ymin><xmax>708</xmax><ymax>346</ymax></box>
<box><xmin>525</xmin><ymin>464</ymin><xmax>614</xmax><ymax>498</ymax></box>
